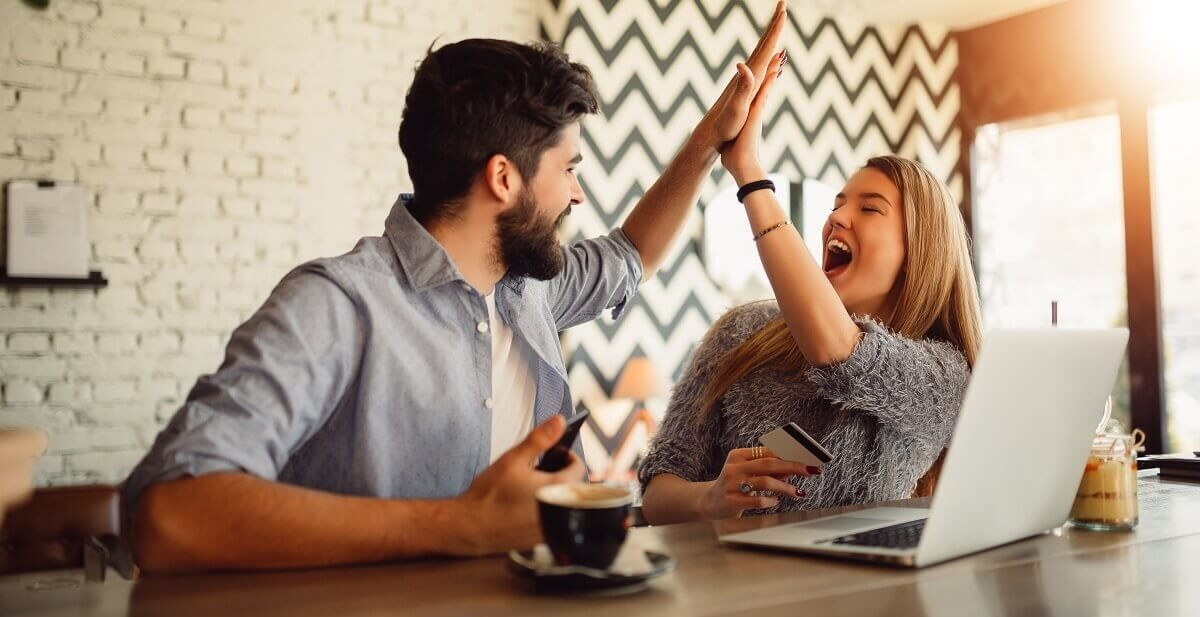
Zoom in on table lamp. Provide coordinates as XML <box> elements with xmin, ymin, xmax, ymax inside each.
<box><xmin>612</xmin><ymin>356</ymin><xmax>666</xmax><ymax>412</ymax></box>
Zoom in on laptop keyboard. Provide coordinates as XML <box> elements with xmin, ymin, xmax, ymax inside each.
<box><xmin>827</xmin><ymin>518</ymin><xmax>927</xmax><ymax>549</ymax></box>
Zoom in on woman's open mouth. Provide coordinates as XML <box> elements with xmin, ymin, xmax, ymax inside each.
<box><xmin>823</xmin><ymin>238</ymin><xmax>852</xmax><ymax>278</ymax></box>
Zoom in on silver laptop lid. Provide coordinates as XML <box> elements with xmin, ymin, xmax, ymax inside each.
<box><xmin>915</xmin><ymin>328</ymin><xmax>1128</xmax><ymax>567</ymax></box>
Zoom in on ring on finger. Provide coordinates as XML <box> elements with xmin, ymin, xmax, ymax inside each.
<box><xmin>739</xmin><ymin>480</ymin><xmax>754</xmax><ymax>494</ymax></box>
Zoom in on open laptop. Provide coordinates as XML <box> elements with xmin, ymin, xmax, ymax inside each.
<box><xmin>719</xmin><ymin>328</ymin><xmax>1129</xmax><ymax>568</ymax></box>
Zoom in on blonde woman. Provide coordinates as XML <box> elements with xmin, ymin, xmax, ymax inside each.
<box><xmin>638</xmin><ymin>51</ymin><xmax>983</xmax><ymax>524</ymax></box>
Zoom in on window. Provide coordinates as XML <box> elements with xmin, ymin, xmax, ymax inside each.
<box><xmin>1150</xmin><ymin>98</ymin><xmax>1200</xmax><ymax>451</ymax></box>
<box><xmin>971</xmin><ymin>109</ymin><xmax>1132</xmax><ymax>426</ymax></box>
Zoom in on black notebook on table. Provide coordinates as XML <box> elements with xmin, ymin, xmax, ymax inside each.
<box><xmin>1138</xmin><ymin>454</ymin><xmax>1200</xmax><ymax>480</ymax></box>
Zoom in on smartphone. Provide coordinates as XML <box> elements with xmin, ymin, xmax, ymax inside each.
<box><xmin>759</xmin><ymin>422</ymin><xmax>834</xmax><ymax>468</ymax></box>
<box><xmin>535</xmin><ymin>410</ymin><xmax>590</xmax><ymax>472</ymax></box>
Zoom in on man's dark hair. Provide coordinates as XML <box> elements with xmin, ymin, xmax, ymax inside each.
<box><xmin>399</xmin><ymin>39</ymin><xmax>600</xmax><ymax>225</ymax></box>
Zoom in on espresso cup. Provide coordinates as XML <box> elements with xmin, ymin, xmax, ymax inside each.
<box><xmin>535</xmin><ymin>482</ymin><xmax>635</xmax><ymax>570</ymax></box>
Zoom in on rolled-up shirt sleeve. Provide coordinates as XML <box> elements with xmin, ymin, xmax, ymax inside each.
<box><xmin>546</xmin><ymin>228</ymin><xmax>644</xmax><ymax>329</ymax></box>
<box><xmin>121</xmin><ymin>264</ymin><xmax>364</xmax><ymax>514</ymax></box>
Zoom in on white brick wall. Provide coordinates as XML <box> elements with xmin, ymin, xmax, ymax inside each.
<box><xmin>0</xmin><ymin>0</ymin><xmax>539</xmax><ymax>486</ymax></box>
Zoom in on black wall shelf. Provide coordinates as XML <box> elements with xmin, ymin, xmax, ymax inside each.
<box><xmin>0</xmin><ymin>271</ymin><xmax>108</xmax><ymax>288</ymax></box>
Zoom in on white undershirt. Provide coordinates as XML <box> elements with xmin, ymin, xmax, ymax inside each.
<box><xmin>485</xmin><ymin>292</ymin><xmax>538</xmax><ymax>463</ymax></box>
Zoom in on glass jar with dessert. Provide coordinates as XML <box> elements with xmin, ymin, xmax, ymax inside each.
<box><xmin>1069</xmin><ymin>398</ymin><xmax>1145</xmax><ymax>531</ymax></box>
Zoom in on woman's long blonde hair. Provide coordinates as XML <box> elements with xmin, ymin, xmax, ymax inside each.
<box><xmin>699</xmin><ymin>156</ymin><xmax>983</xmax><ymax>493</ymax></box>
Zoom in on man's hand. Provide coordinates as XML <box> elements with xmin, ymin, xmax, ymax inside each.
<box><xmin>455</xmin><ymin>415</ymin><xmax>585</xmax><ymax>556</ymax></box>
<box><xmin>694</xmin><ymin>1</ymin><xmax>788</xmax><ymax>151</ymax></box>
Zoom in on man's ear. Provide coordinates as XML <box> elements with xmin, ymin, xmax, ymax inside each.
<box><xmin>482</xmin><ymin>154</ymin><xmax>522</xmax><ymax>206</ymax></box>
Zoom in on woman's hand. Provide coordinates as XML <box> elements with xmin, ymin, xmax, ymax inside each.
<box><xmin>721</xmin><ymin>50</ymin><xmax>786</xmax><ymax>186</ymax></box>
<box><xmin>693</xmin><ymin>1</ymin><xmax>788</xmax><ymax>152</ymax></box>
<box><xmin>698</xmin><ymin>446</ymin><xmax>818</xmax><ymax>520</ymax></box>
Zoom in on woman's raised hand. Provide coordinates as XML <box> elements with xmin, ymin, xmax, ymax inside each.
<box><xmin>721</xmin><ymin>49</ymin><xmax>786</xmax><ymax>186</ymax></box>
<box><xmin>696</xmin><ymin>1</ymin><xmax>788</xmax><ymax>150</ymax></box>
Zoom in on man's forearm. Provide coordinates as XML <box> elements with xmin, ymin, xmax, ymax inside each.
<box><xmin>621</xmin><ymin>128</ymin><xmax>720</xmax><ymax>280</ymax></box>
<box><xmin>133</xmin><ymin>472</ymin><xmax>477</xmax><ymax>573</ymax></box>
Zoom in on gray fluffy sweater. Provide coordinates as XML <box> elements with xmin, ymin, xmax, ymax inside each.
<box><xmin>638</xmin><ymin>301</ymin><xmax>970</xmax><ymax>514</ymax></box>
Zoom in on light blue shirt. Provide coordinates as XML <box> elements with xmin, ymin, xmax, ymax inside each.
<box><xmin>123</xmin><ymin>195</ymin><xmax>642</xmax><ymax>512</ymax></box>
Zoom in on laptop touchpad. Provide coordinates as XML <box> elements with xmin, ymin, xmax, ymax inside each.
<box><xmin>789</xmin><ymin>516</ymin><xmax>892</xmax><ymax>532</ymax></box>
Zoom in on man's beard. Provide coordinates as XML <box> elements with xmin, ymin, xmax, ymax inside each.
<box><xmin>495</xmin><ymin>188</ymin><xmax>568</xmax><ymax>280</ymax></box>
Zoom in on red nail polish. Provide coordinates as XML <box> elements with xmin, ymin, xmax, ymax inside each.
<box><xmin>795</xmin><ymin>489</ymin><xmax>806</xmax><ymax>497</ymax></box>
<box><xmin>807</xmin><ymin>466</ymin><xmax>821</xmax><ymax>475</ymax></box>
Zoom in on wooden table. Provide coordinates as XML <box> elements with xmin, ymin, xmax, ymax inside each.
<box><xmin>6</xmin><ymin>475</ymin><xmax>1200</xmax><ymax>616</ymax></box>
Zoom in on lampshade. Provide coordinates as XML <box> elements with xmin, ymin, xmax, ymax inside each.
<box><xmin>612</xmin><ymin>356</ymin><xmax>666</xmax><ymax>401</ymax></box>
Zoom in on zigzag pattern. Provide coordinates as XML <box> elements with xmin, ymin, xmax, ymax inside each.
<box><xmin>540</xmin><ymin>0</ymin><xmax>962</xmax><ymax>477</ymax></box>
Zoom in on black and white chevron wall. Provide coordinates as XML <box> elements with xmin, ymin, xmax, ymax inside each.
<box><xmin>538</xmin><ymin>0</ymin><xmax>961</xmax><ymax>480</ymax></box>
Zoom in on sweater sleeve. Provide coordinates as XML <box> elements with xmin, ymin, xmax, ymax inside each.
<box><xmin>637</xmin><ymin>303</ymin><xmax>774</xmax><ymax>492</ymax></box>
<box><xmin>804</xmin><ymin>318</ymin><xmax>970</xmax><ymax>456</ymax></box>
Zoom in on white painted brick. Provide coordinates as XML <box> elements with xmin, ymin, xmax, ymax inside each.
<box><xmin>48</xmin><ymin>382</ymin><xmax>91</xmax><ymax>405</ymax></box>
<box><xmin>167</xmin><ymin>127</ymin><xmax>239</xmax><ymax>151</ymax></box>
<box><xmin>47</xmin><ymin>429</ymin><xmax>91</xmax><ymax>454</ymax></box>
<box><xmin>221</xmin><ymin>196</ymin><xmax>257</xmax><ymax>218</ymax></box>
<box><xmin>59</xmin><ymin>1</ymin><xmax>101</xmax><ymax>23</ymax></box>
<box><xmin>60</xmin><ymin>48</ymin><xmax>102</xmax><ymax>72</ymax></box>
<box><xmin>226</xmin><ymin>66</ymin><xmax>256</xmax><ymax>88</ymax></box>
<box><xmin>225</xmin><ymin>153</ymin><xmax>258</xmax><ymax>177</ymax></box>
<box><xmin>138</xmin><ymin>279</ymin><xmax>177</xmax><ymax>307</ymax></box>
<box><xmin>102</xmin><ymin>144</ymin><xmax>144</xmax><ymax>167</ymax></box>
<box><xmin>78</xmin><ymin>75</ymin><xmax>161</xmax><ymax>101</ymax></box>
<box><xmin>261</xmin><ymin>158</ymin><xmax>296</xmax><ymax>180</ymax></box>
<box><xmin>242</xmin><ymin>134</ymin><xmax>291</xmax><ymax>157</ymax></box>
<box><xmin>184</xmin><ymin>17</ymin><xmax>223</xmax><ymax>39</ymax></box>
<box><xmin>97</xmin><ymin>190</ymin><xmax>139</xmax><ymax>214</ymax></box>
<box><xmin>17</xmin><ymin>89</ymin><xmax>61</xmax><ymax>111</ymax></box>
<box><xmin>187</xmin><ymin>59</ymin><xmax>224</xmax><ymax>84</ymax></box>
<box><xmin>103</xmin><ymin>51</ymin><xmax>146</xmax><ymax>76</ymax></box>
<box><xmin>143</xmin><ymin>12</ymin><xmax>183</xmax><ymax>35</ymax></box>
<box><xmin>10</xmin><ymin>113</ymin><xmax>78</xmax><ymax>138</ymax></box>
<box><xmin>94</xmin><ymin>239</ymin><xmax>137</xmax><ymax>260</ymax></box>
<box><xmin>140</xmin><ymin>332</ymin><xmax>180</xmax><ymax>354</ymax></box>
<box><xmin>3</xmin><ymin>381</ymin><xmax>45</xmax><ymax>405</ymax></box>
<box><xmin>12</xmin><ymin>288</ymin><xmax>53</xmax><ymax>308</ymax></box>
<box><xmin>186</xmin><ymin>151</ymin><xmax>224</xmax><ymax>174</ymax></box>
<box><xmin>137</xmin><ymin>240</ymin><xmax>179</xmax><ymax>267</ymax></box>
<box><xmin>66</xmin><ymin>450</ymin><xmax>143</xmax><ymax>478</ymax></box>
<box><xmin>179</xmin><ymin>240</ymin><xmax>218</xmax><ymax>263</ymax></box>
<box><xmin>16</xmin><ymin>138</ymin><xmax>54</xmax><ymax>162</ymax></box>
<box><xmin>259</xmin><ymin>113</ymin><xmax>297</xmax><ymax>136</ymax></box>
<box><xmin>85</xmin><ymin>121</ymin><xmax>163</xmax><ymax>146</ymax></box>
<box><xmin>147</xmin><ymin>56</ymin><xmax>185</xmax><ymax>79</ymax></box>
<box><xmin>0</xmin><ymin>136</ymin><xmax>15</xmax><ymax>156</ymax></box>
<box><xmin>105</xmin><ymin>99</ymin><xmax>148</xmax><ymax>121</ymax></box>
<box><xmin>222</xmin><ymin>109</ymin><xmax>256</xmax><ymax>131</ymax></box>
<box><xmin>93</xmin><ymin>380</ymin><xmax>137</xmax><ymax>403</ymax></box>
<box><xmin>366</xmin><ymin>3</ymin><xmax>402</xmax><ymax>26</ymax></box>
<box><xmin>178</xmin><ymin>194</ymin><xmax>220</xmax><ymax>217</ymax></box>
<box><xmin>0</xmin><ymin>87</ymin><xmax>16</xmax><ymax>109</ymax></box>
<box><xmin>141</xmin><ymin>192</ymin><xmax>177</xmax><ymax>215</ymax></box>
<box><xmin>182</xmin><ymin>105</ymin><xmax>220</xmax><ymax>128</ymax></box>
<box><xmin>145</xmin><ymin>148</ymin><xmax>185</xmax><ymax>171</ymax></box>
<box><xmin>0</xmin><ymin>357</ymin><xmax>67</xmax><ymax>379</ymax></box>
<box><xmin>96</xmin><ymin>333</ymin><xmax>139</xmax><ymax>354</ymax></box>
<box><xmin>97</xmin><ymin>4</ymin><xmax>142</xmax><ymax>30</ymax></box>
<box><xmin>90</xmin><ymin>426</ymin><xmax>139</xmax><ymax>449</ymax></box>
<box><xmin>258</xmin><ymin>198</ymin><xmax>297</xmax><ymax>221</ymax></box>
<box><xmin>52</xmin><ymin>333</ymin><xmax>95</xmax><ymax>354</ymax></box>
<box><xmin>7</xmin><ymin>333</ymin><xmax>51</xmax><ymax>353</ymax></box>
<box><xmin>13</xmin><ymin>40</ymin><xmax>59</xmax><ymax>66</ymax></box>
<box><xmin>63</xmin><ymin>94</ymin><xmax>103</xmax><ymax>115</ymax></box>
<box><xmin>36</xmin><ymin>455</ymin><xmax>64</xmax><ymax>478</ymax></box>
<box><xmin>0</xmin><ymin>308</ymin><xmax>74</xmax><ymax>330</ymax></box>
<box><xmin>0</xmin><ymin>62</ymin><xmax>73</xmax><ymax>89</ymax></box>
<box><xmin>181</xmin><ymin>332</ymin><xmax>222</xmax><ymax>353</ymax></box>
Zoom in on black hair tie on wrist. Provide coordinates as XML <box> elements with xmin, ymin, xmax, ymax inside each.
<box><xmin>736</xmin><ymin>179</ymin><xmax>776</xmax><ymax>203</ymax></box>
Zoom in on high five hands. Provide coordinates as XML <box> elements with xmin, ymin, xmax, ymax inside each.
<box><xmin>698</xmin><ymin>1</ymin><xmax>788</xmax><ymax>161</ymax></box>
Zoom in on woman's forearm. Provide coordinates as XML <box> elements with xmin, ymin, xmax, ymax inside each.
<box><xmin>739</xmin><ymin>185</ymin><xmax>860</xmax><ymax>366</ymax></box>
<box><xmin>641</xmin><ymin>474</ymin><xmax>714</xmax><ymax>525</ymax></box>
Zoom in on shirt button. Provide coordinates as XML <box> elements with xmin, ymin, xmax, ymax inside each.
<box><xmin>477</xmin><ymin>321</ymin><xmax>489</xmax><ymax>333</ymax></box>
<box><xmin>460</xmin><ymin>282</ymin><xmax>472</xmax><ymax>292</ymax></box>
<box><xmin>484</xmin><ymin>398</ymin><xmax>494</xmax><ymax>409</ymax></box>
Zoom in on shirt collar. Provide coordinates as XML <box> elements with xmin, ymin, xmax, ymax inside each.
<box><xmin>384</xmin><ymin>195</ymin><xmax>467</xmax><ymax>292</ymax></box>
<box><xmin>385</xmin><ymin>194</ymin><xmax>528</xmax><ymax>296</ymax></box>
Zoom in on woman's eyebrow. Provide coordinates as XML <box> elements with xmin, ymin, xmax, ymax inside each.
<box><xmin>858</xmin><ymin>192</ymin><xmax>893</xmax><ymax>206</ymax></box>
